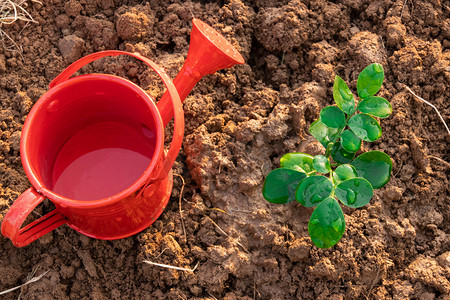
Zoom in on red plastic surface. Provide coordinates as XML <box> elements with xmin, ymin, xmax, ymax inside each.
<box><xmin>1</xmin><ymin>188</ymin><xmax>67</xmax><ymax>247</ymax></box>
<box><xmin>1</xmin><ymin>18</ymin><xmax>245</xmax><ymax>247</ymax></box>
<box><xmin>2</xmin><ymin>51</ymin><xmax>183</xmax><ymax>246</ymax></box>
<box><xmin>157</xmin><ymin>18</ymin><xmax>245</xmax><ymax>127</ymax></box>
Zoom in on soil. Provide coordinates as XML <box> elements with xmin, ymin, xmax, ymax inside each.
<box><xmin>0</xmin><ymin>0</ymin><xmax>449</xmax><ymax>299</ymax></box>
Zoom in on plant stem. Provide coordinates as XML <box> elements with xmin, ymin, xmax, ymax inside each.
<box><xmin>324</xmin><ymin>112</ymin><xmax>354</xmax><ymax>159</ymax></box>
<box><xmin>325</xmin><ymin>142</ymin><xmax>334</xmax><ymax>158</ymax></box>
<box><xmin>329</xmin><ymin>168</ymin><xmax>336</xmax><ymax>197</ymax></box>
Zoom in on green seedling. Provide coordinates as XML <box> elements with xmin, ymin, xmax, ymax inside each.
<box><xmin>262</xmin><ymin>63</ymin><xmax>393</xmax><ymax>249</ymax></box>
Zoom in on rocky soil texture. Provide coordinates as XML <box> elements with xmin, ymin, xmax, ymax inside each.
<box><xmin>0</xmin><ymin>0</ymin><xmax>449</xmax><ymax>299</ymax></box>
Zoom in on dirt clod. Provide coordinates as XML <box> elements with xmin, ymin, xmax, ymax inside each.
<box><xmin>58</xmin><ymin>35</ymin><xmax>85</xmax><ymax>63</ymax></box>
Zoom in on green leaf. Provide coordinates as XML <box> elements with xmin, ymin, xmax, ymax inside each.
<box><xmin>335</xmin><ymin>177</ymin><xmax>374</xmax><ymax>208</ymax></box>
<box><xmin>357</xmin><ymin>63</ymin><xmax>384</xmax><ymax>99</ymax></box>
<box><xmin>358</xmin><ymin>96</ymin><xmax>392</xmax><ymax>118</ymax></box>
<box><xmin>340</xmin><ymin>129</ymin><xmax>362</xmax><ymax>153</ymax></box>
<box><xmin>333</xmin><ymin>75</ymin><xmax>355</xmax><ymax>115</ymax></box>
<box><xmin>309</xmin><ymin>119</ymin><xmax>340</xmax><ymax>148</ymax></box>
<box><xmin>348</xmin><ymin>114</ymin><xmax>382</xmax><ymax>142</ymax></box>
<box><xmin>295</xmin><ymin>175</ymin><xmax>333</xmax><ymax>207</ymax></box>
<box><xmin>333</xmin><ymin>164</ymin><xmax>358</xmax><ymax>185</ymax></box>
<box><xmin>263</xmin><ymin>168</ymin><xmax>307</xmax><ymax>204</ymax></box>
<box><xmin>308</xmin><ymin>197</ymin><xmax>346</xmax><ymax>249</ymax></box>
<box><xmin>313</xmin><ymin>155</ymin><xmax>331</xmax><ymax>174</ymax></box>
<box><xmin>331</xmin><ymin>141</ymin><xmax>355</xmax><ymax>164</ymax></box>
<box><xmin>320</xmin><ymin>106</ymin><xmax>346</xmax><ymax>129</ymax></box>
<box><xmin>351</xmin><ymin>151</ymin><xmax>392</xmax><ymax>189</ymax></box>
<box><xmin>280</xmin><ymin>153</ymin><xmax>315</xmax><ymax>173</ymax></box>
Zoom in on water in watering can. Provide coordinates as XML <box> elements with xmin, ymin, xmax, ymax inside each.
<box><xmin>51</xmin><ymin>119</ymin><xmax>156</xmax><ymax>201</ymax></box>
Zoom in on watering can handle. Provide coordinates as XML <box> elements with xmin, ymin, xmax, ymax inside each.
<box><xmin>1</xmin><ymin>188</ymin><xmax>67</xmax><ymax>247</ymax></box>
<box><xmin>49</xmin><ymin>50</ymin><xmax>184</xmax><ymax>181</ymax></box>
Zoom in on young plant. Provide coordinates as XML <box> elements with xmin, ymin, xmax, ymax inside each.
<box><xmin>262</xmin><ymin>63</ymin><xmax>393</xmax><ymax>249</ymax></box>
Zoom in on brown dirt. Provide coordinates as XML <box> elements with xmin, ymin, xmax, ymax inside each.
<box><xmin>0</xmin><ymin>0</ymin><xmax>449</xmax><ymax>299</ymax></box>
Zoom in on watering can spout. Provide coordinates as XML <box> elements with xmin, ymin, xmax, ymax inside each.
<box><xmin>157</xmin><ymin>18</ymin><xmax>245</xmax><ymax>127</ymax></box>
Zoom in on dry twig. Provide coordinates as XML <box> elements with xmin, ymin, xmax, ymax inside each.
<box><xmin>379</xmin><ymin>36</ymin><xmax>385</xmax><ymax>49</ymax></box>
<box><xmin>0</xmin><ymin>270</ymin><xmax>48</xmax><ymax>296</ymax></box>
<box><xmin>228</xmin><ymin>208</ymin><xmax>252</xmax><ymax>214</ymax></box>
<box><xmin>401</xmin><ymin>0</ymin><xmax>408</xmax><ymax>18</ymax></box>
<box><xmin>155</xmin><ymin>247</ymin><xmax>168</xmax><ymax>259</ymax></box>
<box><xmin>174</xmin><ymin>173</ymin><xmax>187</xmax><ymax>243</ymax></box>
<box><xmin>206</xmin><ymin>216</ymin><xmax>249</xmax><ymax>253</ymax></box>
<box><xmin>406</xmin><ymin>86</ymin><xmax>450</xmax><ymax>136</ymax></box>
<box><xmin>207</xmin><ymin>207</ymin><xmax>228</xmax><ymax>215</ymax></box>
<box><xmin>426</xmin><ymin>155</ymin><xmax>450</xmax><ymax>168</ymax></box>
<box><xmin>366</xmin><ymin>266</ymin><xmax>382</xmax><ymax>299</ymax></box>
<box><xmin>143</xmin><ymin>260</ymin><xmax>199</xmax><ymax>273</ymax></box>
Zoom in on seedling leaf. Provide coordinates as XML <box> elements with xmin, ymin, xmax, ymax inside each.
<box><xmin>263</xmin><ymin>168</ymin><xmax>307</xmax><ymax>204</ymax></box>
<box><xmin>348</xmin><ymin>113</ymin><xmax>382</xmax><ymax>142</ymax></box>
<box><xmin>313</xmin><ymin>155</ymin><xmax>331</xmax><ymax>174</ymax></box>
<box><xmin>295</xmin><ymin>175</ymin><xmax>333</xmax><ymax>207</ymax></box>
<box><xmin>280</xmin><ymin>153</ymin><xmax>314</xmax><ymax>173</ymax></box>
<box><xmin>333</xmin><ymin>75</ymin><xmax>355</xmax><ymax>114</ymax></box>
<box><xmin>357</xmin><ymin>63</ymin><xmax>384</xmax><ymax>99</ymax></box>
<box><xmin>358</xmin><ymin>96</ymin><xmax>392</xmax><ymax>118</ymax></box>
<box><xmin>333</xmin><ymin>164</ymin><xmax>358</xmax><ymax>185</ymax></box>
<box><xmin>331</xmin><ymin>141</ymin><xmax>355</xmax><ymax>164</ymax></box>
<box><xmin>309</xmin><ymin>119</ymin><xmax>340</xmax><ymax>148</ymax></box>
<box><xmin>261</xmin><ymin>63</ymin><xmax>392</xmax><ymax>250</ymax></box>
<box><xmin>340</xmin><ymin>129</ymin><xmax>362</xmax><ymax>153</ymax></box>
<box><xmin>335</xmin><ymin>177</ymin><xmax>374</xmax><ymax>208</ymax></box>
<box><xmin>308</xmin><ymin>197</ymin><xmax>345</xmax><ymax>248</ymax></box>
<box><xmin>320</xmin><ymin>106</ymin><xmax>346</xmax><ymax>128</ymax></box>
<box><xmin>351</xmin><ymin>151</ymin><xmax>392</xmax><ymax>189</ymax></box>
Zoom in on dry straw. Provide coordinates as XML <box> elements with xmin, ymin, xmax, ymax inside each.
<box><xmin>143</xmin><ymin>260</ymin><xmax>199</xmax><ymax>273</ymax></box>
<box><xmin>0</xmin><ymin>270</ymin><xmax>48</xmax><ymax>296</ymax></box>
<box><xmin>406</xmin><ymin>86</ymin><xmax>450</xmax><ymax>136</ymax></box>
<box><xmin>0</xmin><ymin>0</ymin><xmax>41</xmax><ymax>53</ymax></box>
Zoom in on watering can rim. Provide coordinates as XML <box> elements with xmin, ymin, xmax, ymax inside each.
<box><xmin>20</xmin><ymin>74</ymin><xmax>166</xmax><ymax>208</ymax></box>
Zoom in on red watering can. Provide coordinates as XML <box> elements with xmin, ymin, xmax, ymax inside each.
<box><xmin>1</xmin><ymin>18</ymin><xmax>244</xmax><ymax>247</ymax></box>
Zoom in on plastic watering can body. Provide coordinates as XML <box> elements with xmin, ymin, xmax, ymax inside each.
<box><xmin>1</xmin><ymin>19</ymin><xmax>244</xmax><ymax>247</ymax></box>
